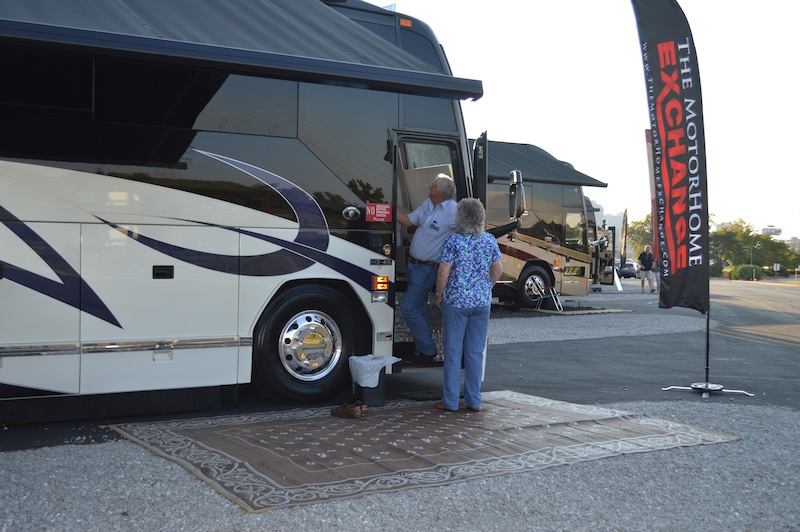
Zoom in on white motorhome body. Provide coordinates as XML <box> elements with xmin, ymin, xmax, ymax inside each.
<box><xmin>0</xmin><ymin>0</ymin><xmax>484</xmax><ymax>405</ymax></box>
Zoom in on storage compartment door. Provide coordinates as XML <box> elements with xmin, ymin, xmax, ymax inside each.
<box><xmin>0</xmin><ymin>222</ymin><xmax>80</xmax><ymax>394</ymax></box>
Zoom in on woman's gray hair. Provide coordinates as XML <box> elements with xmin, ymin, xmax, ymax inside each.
<box><xmin>433</xmin><ymin>174</ymin><xmax>457</xmax><ymax>201</ymax></box>
<box><xmin>456</xmin><ymin>197</ymin><xmax>486</xmax><ymax>236</ymax></box>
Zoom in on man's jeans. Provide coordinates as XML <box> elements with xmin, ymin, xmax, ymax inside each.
<box><xmin>400</xmin><ymin>262</ymin><xmax>438</xmax><ymax>356</ymax></box>
<box><xmin>440</xmin><ymin>302</ymin><xmax>490</xmax><ymax>411</ymax></box>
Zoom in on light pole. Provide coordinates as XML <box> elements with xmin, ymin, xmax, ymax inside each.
<box><xmin>750</xmin><ymin>239</ymin><xmax>761</xmax><ymax>280</ymax></box>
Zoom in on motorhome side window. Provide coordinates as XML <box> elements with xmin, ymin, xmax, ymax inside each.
<box><xmin>399</xmin><ymin>28</ymin><xmax>444</xmax><ymax>73</ymax></box>
<box><xmin>194</xmin><ymin>75</ymin><xmax>298</xmax><ymax>137</ymax></box>
<box><xmin>402</xmin><ymin>95</ymin><xmax>458</xmax><ymax>132</ymax></box>
<box><xmin>352</xmin><ymin>20</ymin><xmax>396</xmax><ymax>44</ymax></box>
<box><xmin>0</xmin><ymin>49</ymin><xmax>400</xmax><ymax>232</ymax></box>
<box><xmin>489</xmin><ymin>181</ymin><xmax>578</xmax><ymax>246</ymax></box>
<box><xmin>563</xmin><ymin>185</ymin><xmax>588</xmax><ymax>252</ymax></box>
<box><xmin>0</xmin><ymin>46</ymin><xmax>92</xmax><ymax>113</ymax></box>
<box><xmin>565</xmin><ymin>211</ymin><xmax>588</xmax><ymax>250</ymax></box>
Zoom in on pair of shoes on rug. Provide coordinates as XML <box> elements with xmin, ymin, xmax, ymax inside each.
<box><xmin>331</xmin><ymin>400</ymin><xmax>368</xmax><ymax>418</ymax></box>
<box><xmin>435</xmin><ymin>401</ymin><xmax>480</xmax><ymax>413</ymax></box>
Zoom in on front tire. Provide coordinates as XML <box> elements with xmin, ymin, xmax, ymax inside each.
<box><xmin>517</xmin><ymin>265</ymin><xmax>552</xmax><ymax>308</ymax></box>
<box><xmin>252</xmin><ymin>286</ymin><xmax>362</xmax><ymax>402</ymax></box>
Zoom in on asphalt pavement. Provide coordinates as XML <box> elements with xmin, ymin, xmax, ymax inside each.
<box><xmin>386</xmin><ymin>277</ymin><xmax>800</xmax><ymax>409</ymax></box>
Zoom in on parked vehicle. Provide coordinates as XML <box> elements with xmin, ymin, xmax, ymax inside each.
<box><xmin>618</xmin><ymin>261</ymin><xmax>641</xmax><ymax>279</ymax></box>
<box><xmin>0</xmin><ymin>0</ymin><xmax>524</xmax><ymax>411</ymax></box>
<box><xmin>484</xmin><ymin>141</ymin><xmax>607</xmax><ymax>308</ymax></box>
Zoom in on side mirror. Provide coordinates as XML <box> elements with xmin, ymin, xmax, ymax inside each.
<box><xmin>508</xmin><ymin>170</ymin><xmax>527</xmax><ymax>219</ymax></box>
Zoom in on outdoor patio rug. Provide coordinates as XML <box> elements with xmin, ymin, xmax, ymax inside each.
<box><xmin>108</xmin><ymin>390</ymin><xmax>739</xmax><ymax>513</ymax></box>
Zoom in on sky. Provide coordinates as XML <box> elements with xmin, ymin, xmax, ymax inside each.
<box><xmin>366</xmin><ymin>0</ymin><xmax>799</xmax><ymax>240</ymax></box>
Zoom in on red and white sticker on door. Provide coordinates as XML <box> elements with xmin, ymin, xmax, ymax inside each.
<box><xmin>365</xmin><ymin>203</ymin><xmax>392</xmax><ymax>223</ymax></box>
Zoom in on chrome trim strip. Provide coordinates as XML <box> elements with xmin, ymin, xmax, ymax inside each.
<box><xmin>82</xmin><ymin>338</ymin><xmax>242</xmax><ymax>353</ymax></box>
<box><xmin>0</xmin><ymin>344</ymin><xmax>81</xmax><ymax>357</ymax></box>
<box><xmin>0</xmin><ymin>338</ymin><xmax>243</xmax><ymax>357</ymax></box>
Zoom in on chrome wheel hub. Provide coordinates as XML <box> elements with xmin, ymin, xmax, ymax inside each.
<box><xmin>278</xmin><ymin>310</ymin><xmax>342</xmax><ymax>381</ymax></box>
<box><xmin>523</xmin><ymin>275</ymin><xmax>545</xmax><ymax>301</ymax></box>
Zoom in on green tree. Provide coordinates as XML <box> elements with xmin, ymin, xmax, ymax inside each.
<box><xmin>626</xmin><ymin>215</ymin><xmax>799</xmax><ymax>277</ymax></box>
<box><xmin>759</xmin><ymin>237</ymin><xmax>800</xmax><ymax>276</ymax></box>
<box><xmin>789</xmin><ymin>248</ymin><xmax>800</xmax><ymax>275</ymax></box>
<box><xmin>710</xmin><ymin>219</ymin><xmax>799</xmax><ymax>275</ymax></box>
<box><xmin>711</xmin><ymin>219</ymin><xmax>755</xmax><ymax>267</ymax></box>
<box><xmin>626</xmin><ymin>214</ymin><xmax>652</xmax><ymax>258</ymax></box>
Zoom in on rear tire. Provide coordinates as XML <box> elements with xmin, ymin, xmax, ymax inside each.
<box><xmin>516</xmin><ymin>265</ymin><xmax>552</xmax><ymax>308</ymax></box>
<box><xmin>252</xmin><ymin>285</ymin><xmax>363</xmax><ymax>402</ymax></box>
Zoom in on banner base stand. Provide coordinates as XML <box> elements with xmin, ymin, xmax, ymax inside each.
<box><xmin>662</xmin><ymin>382</ymin><xmax>754</xmax><ymax>399</ymax></box>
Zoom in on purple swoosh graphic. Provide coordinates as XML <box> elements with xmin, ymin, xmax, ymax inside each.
<box><xmin>0</xmin><ymin>205</ymin><xmax>121</xmax><ymax>327</ymax></box>
<box><xmin>1</xmin><ymin>151</ymin><xmax>384</xmax><ymax>328</ymax></box>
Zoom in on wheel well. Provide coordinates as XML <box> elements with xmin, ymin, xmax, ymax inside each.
<box><xmin>267</xmin><ymin>279</ymin><xmax>373</xmax><ymax>347</ymax></box>
<box><xmin>522</xmin><ymin>260</ymin><xmax>554</xmax><ymax>287</ymax></box>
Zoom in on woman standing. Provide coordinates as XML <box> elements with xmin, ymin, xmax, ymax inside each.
<box><xmin>434</xmin><ymin>198</ymin><xmax>502</xmax><ymax>412</ymax></box>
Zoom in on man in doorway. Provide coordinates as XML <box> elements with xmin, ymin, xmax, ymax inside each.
<box><xmin>397</xmin><ymin>174</ymin><xmax>458</xmax><ymax>364</ymax></box>
<box><xmin>638</xmin><ymin>244</ymin><xmax>657</xmax><ymax>293</ymax></box>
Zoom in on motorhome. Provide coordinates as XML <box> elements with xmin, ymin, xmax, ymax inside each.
<box><xmin>484</xmin><ymin>141</ymin><xmax>608</xmax><ymax>308</ymax></box>
<box><xmin>1</xmin><ymin>0</ymin><xmax>518</xmax><ymax>414</ymax></box>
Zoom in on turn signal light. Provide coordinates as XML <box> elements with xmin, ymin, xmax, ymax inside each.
<box><xmin>373</xmin><ymin>276</ymin><xmax>389</xmax><ymax>291</ymax></box>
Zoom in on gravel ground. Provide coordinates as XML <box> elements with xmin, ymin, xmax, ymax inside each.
<box><xmin>2</xmin><ymin>402</ymin><xmax>798</xmax><ymax>531</ymax></box>
<box><xmin>2</xmin><ymin>290</ymin><xmax>798</xmax><ymax>531</ymax></box>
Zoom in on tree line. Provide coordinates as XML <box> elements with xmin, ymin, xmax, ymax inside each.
<box><xmin>624</xmin><ymin>215</ymin><xmax>799</xmax><ymax>278</ymax></box>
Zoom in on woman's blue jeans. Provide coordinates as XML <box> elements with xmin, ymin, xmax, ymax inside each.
<box><xmin>441</xmin><ymin>302</ymin><xmax>490</xmax><ymax>411</ymax></box>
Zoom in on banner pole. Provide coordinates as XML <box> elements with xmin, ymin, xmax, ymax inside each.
<box><xmin>704</xmin><ymin>310</ymin><xmax>710</xmax><ymax>384</ymax></box>
<box><xmin>662</xmin><ymin>296</ymin><xmax>753</xmax><ymax>398</ymax></box>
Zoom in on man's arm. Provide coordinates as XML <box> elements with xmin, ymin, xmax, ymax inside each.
<box><xmin>396</xmin><ymin>210</ymin><xmax>414</xmax><ymax>228</ymax></box>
